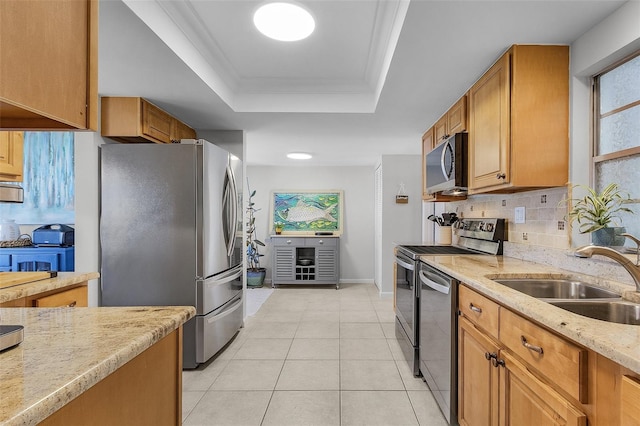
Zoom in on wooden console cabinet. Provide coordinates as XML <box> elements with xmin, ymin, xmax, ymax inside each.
<box><xmin>271</xmin><ymin>236</ymin><xmax>340</xmax><ymax>288</ymax></box>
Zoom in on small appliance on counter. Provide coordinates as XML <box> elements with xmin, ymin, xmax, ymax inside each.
<box><xmin>32</xmin><ymin>224</ymin><xmax>74</xmax><ymax>247</ymax></box>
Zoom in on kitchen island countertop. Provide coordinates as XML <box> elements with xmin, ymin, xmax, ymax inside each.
<box><xmin>420</xmin><ymin>254</ymin><xmax>640</xmax><ymax>375</ymax></box>
<box><xmin>0</xmin><ymin>272</ymin><xmax>99</xmax><ymax>305</ymax></box>
<box><xmin>0</xmin><ymin>305</ymin><xmax>195</xmax><ymax>425</ymax></box>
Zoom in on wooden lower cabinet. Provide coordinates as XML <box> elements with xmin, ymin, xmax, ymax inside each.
<box><xmin>41</xmin><ymin>327</ymin><xmax>183</xmax><ymax>425</ymax></box>
<box><xmin>0</xmin><ymin>283</ymin><xmax>88</xmax><ymax>307</ymax></box>
<box><xmin>500</xmin><ymin>351</ymin><xmax>586</xmax><ymax>426</ymax></box>
<box><xmin>458</xmin><ymin>316</ymin><xmax>499</xmax><ymax>426</ymax></box>
<box><xmin>459</xmin><ymin>316</ymin><xmax>586</xmax><ymax>426</ymax></box>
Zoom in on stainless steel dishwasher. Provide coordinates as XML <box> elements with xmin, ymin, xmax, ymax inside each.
<box><xmin>419</xmin><ymin>261</ymin><xmax>459</xmax><ymax>426</ymax></box>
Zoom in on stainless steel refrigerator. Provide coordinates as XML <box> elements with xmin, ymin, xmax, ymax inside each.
<box><xmin>99</xmin><ymin>139</ymin><xmax>243</xmax><ymax>368</ymax></box>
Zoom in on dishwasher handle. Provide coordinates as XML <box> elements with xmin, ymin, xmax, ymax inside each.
<box><xmin>419</xmin><ymin>269</ymin><xmax>451</xmax><ymax>295</ymax></box>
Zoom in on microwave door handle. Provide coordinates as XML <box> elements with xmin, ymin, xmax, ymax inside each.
<box><xmin>419</xmin><ymin>270</ymin><xmax>450</xmax><ymax>295</ymax></box>
<box><xmin>440</xmin><ymin>140</ymin><xmax>449</xmax><ymax>180</ymax></box>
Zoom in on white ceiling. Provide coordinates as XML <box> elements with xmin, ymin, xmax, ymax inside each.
<box><xmin>98</xmin><ymin>0</ymin><xmax>625</xmax><ymax>166</ymax></box>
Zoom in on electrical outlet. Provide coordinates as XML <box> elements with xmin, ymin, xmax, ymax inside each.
<box><xmin>514</xmin><ymin>207</ymin><xmax>526</xmax><ymax>224</ymax></box>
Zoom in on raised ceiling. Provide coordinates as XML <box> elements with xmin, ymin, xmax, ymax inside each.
<box><xmin>99</xmin><ymin>0</ymin><xmax>626</xmax><ymax>166</ymax></box>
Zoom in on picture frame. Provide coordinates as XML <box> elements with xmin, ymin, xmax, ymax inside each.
<box><xmin>269</xmin><ymin>190</ymin><xmax>344</xmax><ymax>235</ymax></box>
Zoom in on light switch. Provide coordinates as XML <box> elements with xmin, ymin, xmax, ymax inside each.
<box><xmin>514</xmin><ymin>207</ymin><xmax>526</xmax><ymax>224</ymax></box>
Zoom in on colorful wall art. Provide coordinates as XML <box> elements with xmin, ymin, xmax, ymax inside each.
<box><xmin>270</xmin><ymin>190</ymin><xmax>344</xmax><ymax>235</ymax></box>
<box><xmin>0</xmin><ymin>132</ymin><xmax>75</xmax><ymax>225</ymax></box>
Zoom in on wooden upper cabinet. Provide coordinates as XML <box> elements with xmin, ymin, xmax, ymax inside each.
<box><xmin>422</xmin><ymin>95</ymin><xmax>468</xmax><ymax>202</ymax></box>
<box><xmin>0</xmin><ymin>0</ymin><xmax>98</xmax><ymax>130</ymax></box>
<box><xmin>0</xmin><ymin>132</ymin><xmax>23</xmax><ymax>182</ymax></box>
<box><xmin>433</xmin><ymin>96</ymin><xmax>468</xmax><ymax>146</ymax></box>
<box><xmin>101</xmin><ymin>97</ymin><xmax>196</xmax><ymax>144</ymax></box>
<box><xmin>468</xmin><ymin>45</ymin><xmax>569</xmax><ymax>194</ymax></box>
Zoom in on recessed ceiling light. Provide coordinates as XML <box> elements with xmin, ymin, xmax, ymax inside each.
<box><xmin>253</xmin><ymin>2</ymin><xmax>315</xmax><ymax>42</ymax></box>
<box><xmin>287</xmin><ymin>152</ymin><xmax>312</xmax><ymax>160</ymax></box>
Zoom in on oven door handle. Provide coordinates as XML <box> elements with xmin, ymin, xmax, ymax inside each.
<box><xmin>419</xmin><ymin>270</ymin><xmax>451</xmax><ymax>295</ymax></box>
<box><xmin>394</xmin><ymin>256</ymin><xmax>415</xmax><ymax>271</ymax></box>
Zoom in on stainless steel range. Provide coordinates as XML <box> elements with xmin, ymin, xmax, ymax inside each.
<box><xmin>394</xmin><ymin>218</ymin><xmax>506</xmax><ymax>426</ymax></box>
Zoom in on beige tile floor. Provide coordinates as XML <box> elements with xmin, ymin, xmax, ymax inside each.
<box><xmin>182</xmin><ymin>283</ymin><xmax>448</xmax><ymax>426</ymax></box>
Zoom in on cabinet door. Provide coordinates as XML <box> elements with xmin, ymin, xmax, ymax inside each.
<box><xmin>468</xmin><ymin>52</ymin><xmax>510</xmax><ymax>191</ymax></box>
<box><xmin>422</xmin><ymin>128</ymin><xmax>435</xmax><ymax>200</ymax></box>
<box><xmin>458</xmin><ymin>317</ymin><xmax>500</xmax><ymax>426</ymax></box>
<box><xmin>142</xmin><ymin>100</ymin><xmax>172</xmax><ymax>144</ymax></box>
<box><xmin>0</xmin><ymin>132</ymin><xmax>23</xmax><ymax>182</ymax></box>
<box><xmin>171</xmin><ymin>119</ymin><xmax>196</xmax><ymax>142</ymax></box>
<box><xmin>316</xmin><ymin>247</ymin><xmax>337</xmax><ymax>282</ymax></box>
<box><xmin>0</xmin><ymin>0</ymin><xmax>96</xmax><ymax>130</ymax></box>
<box><xmin>447</xmin><ymin>95</ymin><xmax>467</xmax><ymax>135</ymax></box>
<box><xmin>500</xmin><ymin>351</ymin><xmax>587</xmax><ymax>426</ymax></box>
<box><xmin>622</xmin><ymin>376</ymin><xmax>640</xmax><ymax>426</ymax></box>
<box><xmin>273</xmin><ymin>247</ymin><xmax>295</xmax><ymax>282</ymax></box>
<box><xmin>434</xmin><ymin>115</ymin><xmax>448</xmax><ymax>144</ymax></box>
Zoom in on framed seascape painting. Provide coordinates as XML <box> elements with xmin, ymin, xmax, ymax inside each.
<box><xmin>270</xmin><ymin>190</ymin><xmax>344</xmax><ymax>235</ymax></box>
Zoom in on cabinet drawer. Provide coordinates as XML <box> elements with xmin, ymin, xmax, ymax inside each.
<box><xmin>0</xmin><ymin>254</ymin><xmax>10</xmax><ymax>267</ymax></box>
<box><xmin>500</xmin><ymin>308</ymin><xmax>586</xmax><ymax>402</ymax></box>
<box><xmin>271</xmin><ymin>237</ymin><xmax>305</xmax><ymax>246</ymax></box>
<box><xmin>622</xmin><ymin>376</ymin><xmax>640</xmax><ymax>426</ymax></box>
<box><xmin>458</xmin><ymin>285</ymin><xmax>500</xmax><ymax>340</ymax></box>
<box><xmin>305</xmin><ymin>237</ymin><xmax>337</xmax><ymax>247</ymax></box>
<box><xmin>32</xmin><ymin>285</ymin><xmax>87</xmax><ymax>307</ymax></box>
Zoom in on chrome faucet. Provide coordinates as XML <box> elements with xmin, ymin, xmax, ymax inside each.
<box><xmin>574</xmin><ymin>233</ymin><xmax>640</xmax><ymax>291</ymax></box>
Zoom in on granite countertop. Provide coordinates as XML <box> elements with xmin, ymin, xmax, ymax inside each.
<box><xmin>0</xmin><ymin>272</ymin><xmax>99</xmax><ymax>304</ymax></box>
<box><xmin>420</xmin><ymin>254</ymin><xmax>640</xmax><ymax>374</ymax></box>
<box><xmin>0</xmin><ymin>306</ymin><xmax>196</xmax><ymax>426</ymax></box>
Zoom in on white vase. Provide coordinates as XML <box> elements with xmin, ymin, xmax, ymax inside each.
<box><xmin>0</xmin><ymin>219</ymin><xmax>20</xmax><ymax>241</ymax></box>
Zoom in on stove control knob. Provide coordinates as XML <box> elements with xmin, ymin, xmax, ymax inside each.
<box><xmin>478</xmin><ymin>222</ymin><xmax>485</xmax><ymax>231</ymax></box>
<box><xmin>485</xmin><ymin>223</ymin><xmax>494</xmax><ymax>232</ymax></box>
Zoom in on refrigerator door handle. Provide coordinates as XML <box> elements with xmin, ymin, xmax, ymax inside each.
<box><xmin>227</xmin><ymin>165</ymin><xmax>239</xmax><ymax>257</ymax></box>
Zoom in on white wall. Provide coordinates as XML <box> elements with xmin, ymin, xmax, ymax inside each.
<box><xmin>247</xmin><ymin>165</ymin><xmax>375</xmax><ymax>284</ymax></box>
<box><xmin>569</xmin><ymin>0</ymin><xmax>640</xmax><ymax>247</ymax></box>
<box><xmin>378</xmin><ymin>155</ymin><xmax>422</xmax><ymax>295</ymax></box>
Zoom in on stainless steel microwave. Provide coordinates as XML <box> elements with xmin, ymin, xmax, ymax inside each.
<box><xmin>425</xmin><ymin>132</ymin><xmax>468</xmax><ymax>195</ymax></box>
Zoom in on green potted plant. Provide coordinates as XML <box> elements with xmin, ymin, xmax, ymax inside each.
<box><xmin>274</xmin><ymin>221</ymin><xmax>284</xmax><ymax>235</ymax></box>
<box><xmin>563</xmin><ymin>182</ymin><xmax>634</xmax><ymax>246</ymax></box>
<box><xmin>246</xmin><ymin>180</ymin><xmax>266</xmax><ymax>287</ymax></box>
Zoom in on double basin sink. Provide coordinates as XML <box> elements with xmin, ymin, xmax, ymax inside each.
<box><xmin>494</xmin><ymin>277</ymin><xmax>640</xmax><ymax>325</ymax></box>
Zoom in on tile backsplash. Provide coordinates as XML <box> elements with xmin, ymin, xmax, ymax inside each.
<box><xmin>447</xmin><ymin>186</ymin><xmax>570</xmax><ymax>249</ymax></box>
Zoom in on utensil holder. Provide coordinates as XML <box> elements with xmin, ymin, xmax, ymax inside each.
<box><xmin>436</xmin><ymin>226</ymin><xmax>452</xmax><ymax>245</ymax></box>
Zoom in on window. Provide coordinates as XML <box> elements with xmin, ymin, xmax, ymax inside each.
<box><xmin>593</xmin><ymin>52</ymin><xmax>640</xmax><ymax>240</ymax></box>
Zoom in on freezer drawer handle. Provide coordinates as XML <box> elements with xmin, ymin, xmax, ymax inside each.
<box><xmin>521</xmin><ymin>335</ymin><xmax>544</xmax><ymax>355</ymax></box>
<box><xmin>207</xmin><ymin>298</ymin><xmax>242</xmax><ymax>324</ymax></box>
<box><xmin>204</xmin><ymin>267</ymin><xmax>242</xmax><ymax>288</ymax></box>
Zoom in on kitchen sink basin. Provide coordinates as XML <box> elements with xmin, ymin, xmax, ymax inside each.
<box><xmin>494</xmin><ymin>278</ymin><xmax>620</xmax><ymax>299</ymax></box>
<box><xmin>549</xmin><ymin>300</ymin><xmax>640</xmax><ymax>325</ymax></box>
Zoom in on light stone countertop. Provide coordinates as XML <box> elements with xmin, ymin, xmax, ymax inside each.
<box><xmin>420</xmin><ymin>254</ymin><xmax>640</xmax><ymax>375</ymax></box>
<box><xmin>0</xmin><ymin>272</ymin><xmax>100</xmax><ymax>304</ymax></box>
<box><xmin>0</xmin><ymin>305</ymin><xmax>196</xmax><ymax>426</ymax></box>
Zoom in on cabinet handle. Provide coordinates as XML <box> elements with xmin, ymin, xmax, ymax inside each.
<box><xmin>496</xmin><ymin>173</ymin><xmax>506</xmax><ymax>179</ymax></box>
<box><xmin>491</xmin><ymin>357</ymin><xmax>505</xmax><ymax>368</ymax></box>
<box><xmin>469</xmin><ymin>303</ymin><xmax>482</xmax><ymax>313</ymax></box>
<box><xmin>484</xmin><ymin>352</ymin><xmax>497</xmax><ymax>361</ymax></box>
<box><xmin>521</xmin><ymin>335</ymin><xmax>544</xmax><ymax>354</ymax></box>
<box><xmin>67</xmin><ymin>301</ymin><xmax>77</xmax><ymax>308</ymax></box>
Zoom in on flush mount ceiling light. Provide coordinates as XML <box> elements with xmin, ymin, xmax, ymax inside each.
<box><xmin>253</xmin><ymin>2</ymin><xmax>315</xmax><ymax>42</ymax></box>
<box><xmin>287</xmin><ymin>152</ymin><xmax>312</xmax><ymax>160</ymax></box>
